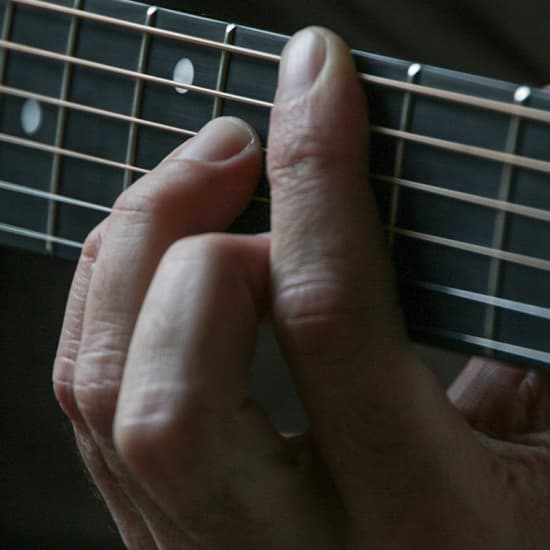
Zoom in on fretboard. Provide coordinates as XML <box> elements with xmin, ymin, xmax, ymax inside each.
<box><xmin>1</xmin><ymin>0</ymin><xmax>549</xmax><ymax>371</ymax></box>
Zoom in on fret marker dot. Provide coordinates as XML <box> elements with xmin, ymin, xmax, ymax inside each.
<box><xmin>173</xmin><ymin>58</ymin><xmax>194</xmax><ymax>94</ymax></box>
<box><xmin>21</xmin><ymin>99</ymin><xmax>42</xmax><ymax>135</ymax></box>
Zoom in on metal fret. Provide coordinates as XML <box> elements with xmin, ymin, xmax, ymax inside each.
<box><xmin>387</xmin><ymin>62</ymin><xmax>421</xmax><ymax>247</ymax></box>
<box><xmin>483</xmin><ymin>85</ymin><xmax>531</xmax><ymax>346</ymax></box>
<box><xmin>0</xmin><ymin>0</ymin><xmax>15</xmax><ymax>118</ymax></box>
<box><xmin>44</xmin><ymin>0</ymin><xmax>83</xmax><ymax>254</ymax></box>
<box><xmin>123</xmin><ymin>5</ymin><xmax>157</xmax><ymax>190</ymax></box>
<box><xmin>211</xmin><ymin>23</ymin><xmax>236</xmax><ymax>119</ymax></box>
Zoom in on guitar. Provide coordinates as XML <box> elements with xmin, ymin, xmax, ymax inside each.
<box><xmin>1</xmin><ymin>0</ymin><xmax>549</xmax><ymax>371</ymax></box>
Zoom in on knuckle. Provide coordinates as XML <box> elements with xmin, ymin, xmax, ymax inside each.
<box><xmin>73</xmin><ymin>376</ymin><xmax>120</xmax><ymax>435</ymax></box>
<box><xmin>114</xmin><ymin>389</ymin><xmax>207</xmax><ymax>478</ymax></box>
<box><xmin>268</xmin><ymin>117</ymin><xmax>330</xmax><ymax>190</ymax></box>
<box><xmin>275</xmin><ymin>277</ymin><xmax>367</xmax><ymax>363</ymax></box>
<box><xmin>80</xmin><ymin>221</ymin><xmax>105</xmax><ymax>263</ymax></box>
<box><xmin>52</xmin><ymin>367</ymin><xmax>81</xmax><ymax>423</ymax></box>
<box><xmin>111</xmin><ymin>178</ymin><xmax>163</xmax><ymax>223</ymax></box>
<box><xmin>73</xmin><ymin>346</ymin><xmax>126</xmax><ymax>435</ymax></box>
<box><xmin>110</xmin><ymin>162</ymin><xmax>202</xmax><ymax>225</ymax></box>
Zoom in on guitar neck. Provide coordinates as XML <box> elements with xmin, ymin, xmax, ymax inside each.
<box><xmin>1</xmin><ymin>0</ymin><xmax>549</xmax><ymax>371</ymax></box>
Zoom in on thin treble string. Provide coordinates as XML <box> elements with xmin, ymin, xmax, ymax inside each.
<box><xmin>9</xmin><ymin>0</ymin><xmax>550</xmax><ymax>125</ymax></box>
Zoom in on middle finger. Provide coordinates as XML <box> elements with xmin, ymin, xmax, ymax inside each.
<box><xmin>73</xmin><ymin>117</ymin><xmax>261</xmax><ymax>446</ymax></box>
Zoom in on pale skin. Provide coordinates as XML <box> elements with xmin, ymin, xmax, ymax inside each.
<box><xmin>53</xmin><ymin>28</ymin><xmax>550</xmax><ymax>549</ymax></box>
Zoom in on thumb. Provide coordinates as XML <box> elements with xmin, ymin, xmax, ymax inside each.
<box><xmin>268</xmin><ymin>28</ymin><xmax>480</xmax><ymax>509</ymax></box>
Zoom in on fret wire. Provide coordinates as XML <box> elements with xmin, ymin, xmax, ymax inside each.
<box><xmin>9</xmin><ymin>0</ymin><xmax>550</xmax><ymax>126</ymax></box>
<box><xmin>393</xmin><ymin>227</ymin><xmax>550</xmax><ymax>272</ymax></box>
<box><xmin>372</xmin><ymin>125</ymin><xmax>550</xmax><ymax>175</ymax></box>
<box><xmin>0</xmin><ymin>39</ymin><xmax>273</xmax><ymax>108</ymax></box>
<box><xmin>415</xmin><ymin>326</ymin><xmax>550</xmax><ymax>367</ymax></box>
<box><xmin>0</xmin><ymin>178</ymin><xmax>111</xmax><ymax>212</ymax></box>
<box><xmin>408</xmin><ymin>279</ymin><xmax>550</xmax><ymax>322</ymax></box>
<box><xmin>9</xmin><ymin>0</ymin><xmax>280</xmax><ymax>63</ymax></box>
<box><xmin>0</xmin><ymin>83</ymin><xmax>195</xmax><ymax>137</ymax></box>
<box><xmin>0</xmin><ymin>0</ymin><xmax>15</xmax><ymax>122</ymax></box>
<box><xmin>0</xmin><ymin>1</ymin><xmax>14</xmax><ymax>77</ymax></box>
<box><xmin>1</xmin><ymin>40</ymin><xmax>549</xmax><ymax>177</ymax></box>
<box><xmin>388</xmin><ymin>62</ymin><xmax>421</xmax><ymax>248</ymax></box>
<box><xmin>45</xmin><ymin>0</ymin><xmax>83</xmax><ymax>255</ymax></box>
<box><xmin>211</xmin><ymin>23</ymin><xmax>236</xmax><ymax>119</ymax></box>
<box><xmin>123</xmin><ymin>6</ymin><xmax>157</xmax><ymax>190</ymax></box>
<box><xmin>484</xmin><ymin>86</ymin><xmax>531</xmax><ymax>345</ymax></box>
<box><xmin>374</xmin><ymin>174</ymin><xmax>550</xmax><ymax>223</ymax></box>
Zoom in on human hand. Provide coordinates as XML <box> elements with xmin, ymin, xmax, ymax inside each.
<box><xmin>53</xmin><ymin>28</ymin><xmax>550</xmax><ymax>549</ymax></box>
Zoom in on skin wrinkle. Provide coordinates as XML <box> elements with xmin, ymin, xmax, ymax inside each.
<box><xmin>52</xmin><ymin>26</ymin><xmax>550</xmax><ymax>548</ymax></box>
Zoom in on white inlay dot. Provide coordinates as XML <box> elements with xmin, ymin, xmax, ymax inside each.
<box><xmin>21</xmin><ymin>98</ymin><xmax>43</xmax><ymax>135</ymax></box>
<box><xmin>173</xmin><ymin>58</ymin><xmax>195</xmax><ymax>94</ymax></box>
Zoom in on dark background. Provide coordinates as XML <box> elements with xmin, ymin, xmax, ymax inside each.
<box><xmin>2</xmin><ymin>0</ymin><xmax>549</xmax><ymax>547</ymax></box>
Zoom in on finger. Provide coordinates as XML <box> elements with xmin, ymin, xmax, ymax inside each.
<box><xmin>114</xmin><ymin>235</ymin><xmax>338</xmax><ymax>547</ymax></box>
<box><xmin>114</xmin><ymin>236</ymin><xmax>275</xmax><ymax>530</ymax></box>
<box><xmin>53</xmin><ymin>219</ymin><xmax>106</xmax><ymax>423</ymax></box>
<box><xmin>53</xmin><ymin>221</ymin><xmax>156</xmax><ymax>547</ymax></box>
<box><xmin>71</xmin><ymin>117</ymin><xmax>261</xmax><ymax>546</ymax></box>
<box><xmin>268</xmin><ymin>28</ymin><xmax>478</xmax><ymax>503</ymax></box>
<box><xmin>74</xmin><ymin>116</ymin><xmax>261</xmax><ymax>442</ymax></box>
<box><xmin>449</xmin><ymin>357</ymin><xmax>550</xmax><ymax>437</ymax></box>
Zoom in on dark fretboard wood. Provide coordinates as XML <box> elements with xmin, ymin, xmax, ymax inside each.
<box><xmin>1</xmin><ymin>0</ymin><xmax>549</xmax><ymax>371</ymax></box>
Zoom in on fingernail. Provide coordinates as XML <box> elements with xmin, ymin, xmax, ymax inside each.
<box><xmin>177</xmin><ymin>117</ymin><xmax>254</xmax><ymax>162</ymax></box>
<box><xmin>275</xmin><ymin>28</ymin><xmax>326</xmax><ymax>103</ymax></box>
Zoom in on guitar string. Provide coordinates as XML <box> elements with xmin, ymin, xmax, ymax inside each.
<box><xmin>1</xmin><ymin>42</ymin><xmax>550</xmax><ymax>176</ymax></box>
<box><xmin>2</xmin><ymin>82</ymin><xmax>549</xmax><ymax>177</ymax></box>
<box><xmin>3</xmin><ymin>143</ymin><xmax>550</xmax><ymax>225</ymax></box>
<box><xmin>0</xmin><ymin>39</ymin><xmax>274</xmax><ymax>109</ymax></box>
<box><xmin>0</xmin><ymin>84</ymin><xmax>196</xmax><ymax>137</ymax></box>
<box><xmin>2</xmin><ymin>82</ymin><xmax>550</xmax><ymax>225</ymax></box>
<box><xmin>1</xmin><ymin>13</ymin><xmax>550</xmax><ymax>273</ymax></box>
<box><xmin>0</xmin><ymin>131</ymin><xmax>271</xmax><ymax>202</ymax></box>
<box><xmin>4</xmin><ymin>1</ymin><xmax>549</xmax><ymax>364</ymax></box>
<box><xmin>3</xmin><ymin>215</ymin><xmax>550</xmax><ymax>274</ymax></box>
<box><xmin>9</xmin><ymin>0</ymin><xmax>550</xmax><ymax>126</ymax></box>
<box><xmin>2</xmin><ymin>103</ymin><xmax>550</xmax><ymax>269</ymax></box>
